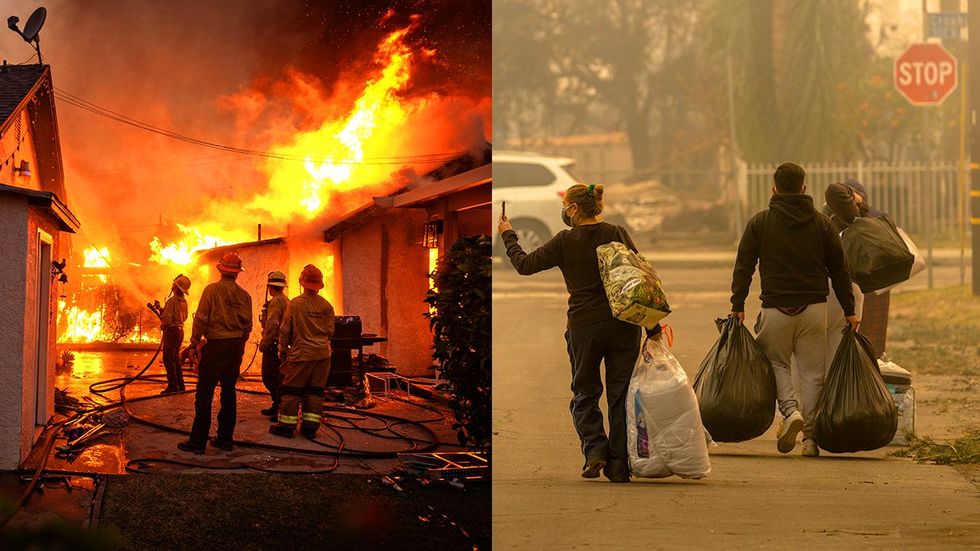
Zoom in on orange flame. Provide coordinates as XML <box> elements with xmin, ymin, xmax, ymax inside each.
<box><xmin>148</xmin><ymin>24</ymin><xmax>427</xmax><ymax>271</ymax></box>
<box><xmin>58</xmin><ymin>299</ymin><xmax>103</xmax><ymax>343</ymax></box>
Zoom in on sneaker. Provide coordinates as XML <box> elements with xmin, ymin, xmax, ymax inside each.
<box><xmin>802</xmin><ymin>439</ymin><xmax>820</xmax><ymax>457</ymax></box>
<box><xmin>176</xmin><ymin>440</ymin><xmax>206</xmax><ymax>454</ymax></box>
<box><xmin>268</xmin><ymin>425</ymin><xmax>294</xmax><ymax>438</ymax></box>
<box><xmin>776</xmin><ymin>411</ymin><xmax>804</xmax><ymax>454</ymax></box>
<box><xmin>581</xmin><ymin>459</ymin><xmax>606</xmax><ymax>479</ymax></box>
<box><xmin>159</xmin><ymin>388</ymin><xmax>179</xmax><ymax>396</ymax></box>
<box><xmin>210</xmin><ymin>438</ymin><xmax>234</xmax><ymax>452</ymax></box>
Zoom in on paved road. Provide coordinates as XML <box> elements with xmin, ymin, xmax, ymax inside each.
<box><xmin>492</xmin><ymin>264</ymin><xmax>980</xmax><ymax>549</ymax></box>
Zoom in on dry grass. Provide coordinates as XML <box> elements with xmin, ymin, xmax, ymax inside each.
<box><xmin>892</xmin><ymin>431</ymin><xmax>980</xmax><ymax>465</ymax></box>
<box><xmin>888</xmin><ymin>286</ymin><xmax>980</xmax><ymax>377</ymax></box>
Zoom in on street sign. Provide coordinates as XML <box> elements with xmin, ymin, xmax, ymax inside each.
<box><xmin>894</xmin><ymin>43</ymin><xmax>959</xmax><ymax>105</ymax></box>
<box><xmin>927</xmin><ymin>12</ymin><xmax>968</xmax><ymax>40</ymax></box>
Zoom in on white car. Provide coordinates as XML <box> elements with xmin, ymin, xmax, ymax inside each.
<box><xmin>492</xmin><ymin>150</ymin><xmax>631</xmax><ymax>256</ymax></box>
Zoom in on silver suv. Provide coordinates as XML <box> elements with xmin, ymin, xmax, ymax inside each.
<box><xmin>492</xmin><ymin>150</ymin><xmax>631</xmax><ymax>256</ymax></box>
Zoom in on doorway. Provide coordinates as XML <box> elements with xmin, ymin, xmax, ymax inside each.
<box><xmin>34</xmin><ymin>229</ymin><xmax>52</xmax><ymax>426</ymax></box>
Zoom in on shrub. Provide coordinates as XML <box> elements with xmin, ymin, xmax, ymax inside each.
<box><xmin>424</xmin><ymin>235</ymin><xmax>491</xmax><ymax>448</ymax></box>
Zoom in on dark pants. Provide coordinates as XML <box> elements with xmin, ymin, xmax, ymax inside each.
<box><xmin>189</xmin><ymin>338</ymin><xmax>245</xmax><ymax>445</ymax></box>
<box><xmin>565</xmin><ymin>318</ymin><xmax>642</xmax><ymax>477</ymax></box>
<box><xmin>261</xmin><ymin>346</ymin><xmax>282</xmax><ymax>408</ymax></box>
<box><xmin>162</xmin><ymin>327</ymin><xmax>184</xmax><ymax>391</ymax></box>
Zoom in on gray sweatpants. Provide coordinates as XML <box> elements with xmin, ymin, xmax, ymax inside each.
<box><xmin>754</xmin><ymin>303</ymin><xmax>827</xmax><ymax>439</ymax></box>
<box><xmin>826</xmin><ymin>280</ymin><xmax>864</xmax><ymax>368</ymax></box>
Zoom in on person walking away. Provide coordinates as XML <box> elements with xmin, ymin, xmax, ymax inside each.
<box><xmin>823</xmin><ymin>183</ymin><xmax>866</xmax><ymax>361</ymax></box>
<box><xmin>498</xmin><ymin>183</ymin><xmax>661</xmax><ymax>483</ymax></box>
<box><xmin>840</xmin><ymin>179</ymin><xmax>890</xmax><ymax>356</ymax></box>
<box><xmin>177</xmin><ymin>252</ymin><xmax>252</xmax><ymax>454</ymax></box>
<box><xmin>259</xmin><ymin>271</ymin><xmax>289</xmax><ymax>419</ymax></box>
<box><xmin>730</xmin><ymin>163</ymin><xmax>858</xmax><ymax>458</ymax></box>
<box><xmin>160</xmin><ymin>274</ymin><xmax>191</xmax><ymax>394</ymax></box>
<box><xmin>269</xmin><ymin>264</ymin><xmax>335</xmax><ymax>439</ymax></box>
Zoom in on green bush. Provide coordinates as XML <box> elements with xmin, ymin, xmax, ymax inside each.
<box><xmin>424</xmin><ymin>235</ymin><xmax>491</xmax><ymax>448</ymax></box>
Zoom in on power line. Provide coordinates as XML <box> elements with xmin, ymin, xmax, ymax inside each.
<box><xmin>53</xmin><ymin>87</ymin><xmax>463</xmax><ymax>166</ymax></box>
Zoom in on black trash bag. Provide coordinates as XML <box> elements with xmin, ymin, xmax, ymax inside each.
<box><xmin>813</xmin><ymin>326</ymin><xmax>898</xmax><ymax>453</ymax></box>
<box><xmin>692</xmin><ymin>317</ymin><xmax>777</xmax><ymax>442</ymax></box>
<box><xmin>841</xmin><ymin>215</ymin><xmax>914</xmax><ymax>293</ymax></box>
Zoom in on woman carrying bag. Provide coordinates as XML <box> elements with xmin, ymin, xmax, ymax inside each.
<box><xmin>498</xmin><ymin>183</ymin><xmax>661</xmax><ymax>484</ymax></box>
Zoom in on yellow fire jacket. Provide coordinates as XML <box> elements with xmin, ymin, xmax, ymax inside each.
<box><xmin>160</xmin><ymin>294</ymin><xmax>187</xmax><ymax>330</ymax></box>
<box><xmin>190</xmin><ymin>277</ymin><xmax>252</xmax><ymax>343</ymax></box>
<box><xmin>260</xmin><ymin>293</ymin><xmax>288</xmax><ymax>351</ymax></box>
<box><xmin>278</xmin><ymin>293</ymin><xmax>335</xmax><ymax>362</ymax></box>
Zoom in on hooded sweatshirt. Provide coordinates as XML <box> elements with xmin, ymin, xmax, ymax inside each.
<box><xmin>731</xmin><ymin>193</ymin><xmax>855</xmax><ymax>316</ymax></box>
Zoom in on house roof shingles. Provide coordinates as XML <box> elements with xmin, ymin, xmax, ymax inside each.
<box><xmin>0</xmin><ymin>63</ymin><xmax>46</xmax><ymax>130</ymax></box>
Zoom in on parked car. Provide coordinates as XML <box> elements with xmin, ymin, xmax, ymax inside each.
<box><xmin>492</xmin><ymin>150</ymin><xmax>631</xmax><ymax>256</ymax></box>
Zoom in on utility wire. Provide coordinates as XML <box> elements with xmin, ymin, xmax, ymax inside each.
<box><xmin>53</xmin><ymin>87</ymin><xmax>464</xmax><ymax>165</ymax></box>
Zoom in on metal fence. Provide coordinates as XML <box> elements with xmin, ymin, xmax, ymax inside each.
<box><xmin>747</xmin><ymin>161</ymin><xmax>966</xmax><ymax>242</ymax></box>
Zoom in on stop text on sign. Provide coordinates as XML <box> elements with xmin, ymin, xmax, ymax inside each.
<box><xmin>894</xmin><ymin>43</ymin><xmax>958</xmax><ymax>106</ymax></box>
<box><xmin>896</xmin><ymin>60</ymin><xmax>955</xmax><ymax>87</ymax></box>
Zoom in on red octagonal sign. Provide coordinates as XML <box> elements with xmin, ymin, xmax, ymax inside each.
<box><xmin>894</xmin><ymin>43</ymin><xmax>958</xmax><ymax>106</ymax></box>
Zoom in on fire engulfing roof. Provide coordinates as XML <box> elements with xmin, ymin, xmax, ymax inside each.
<box><xmin>0</xmin><ymin>182</ymin><xmax>79</xmax><ymax>232</ymax></box>
<box><xmin>321</xmin><ymin>145</ymin><xmax>490</xmax><ymax>243</ymax></box>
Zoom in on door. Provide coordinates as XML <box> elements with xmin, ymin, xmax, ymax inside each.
<box><xmin>35</xmin><ymin>230</ymin><xmax>53</xmax><ymax>425</ymax></box>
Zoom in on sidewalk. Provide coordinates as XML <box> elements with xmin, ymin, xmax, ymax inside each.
<box><xmin>492</xmin><ymin>268</ymin><xmax>980</xmax><ymax>549</ymax></box>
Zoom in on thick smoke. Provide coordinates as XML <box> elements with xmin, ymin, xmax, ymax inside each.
<box><xmin>0</xmin><ymin>0</ymin><xmax>489</xmax><ymax>304</ymax></box>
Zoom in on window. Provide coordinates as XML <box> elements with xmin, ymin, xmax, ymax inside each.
<box><xmin>493</xmin><ymin>162</ymin><xmax>556</xmax><ymax>188</ymax></box>
<box><xmin>560</xmin><ymin>162</ymin><xmax>582</xmax><ymax>183</ymax></box>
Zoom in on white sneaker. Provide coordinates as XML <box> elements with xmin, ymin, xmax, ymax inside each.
<box><xmin>802</xmin><ymin>439</ymin><xmax>820</xmax><ymax>457</ymax></box>
<box><xmin>777</xmin><ymin>411</ymin><xmax>804</xmax><ymax>454</ymax></box>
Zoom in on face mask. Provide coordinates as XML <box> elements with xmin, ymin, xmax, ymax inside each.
<box><xmin>561</xmin><ymin>204</ymin><xmax>574</xmax><ymax>227</ymax></box>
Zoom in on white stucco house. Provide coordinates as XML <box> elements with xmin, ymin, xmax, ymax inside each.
<box><xmin>0</xmin><ymin>63</ymin><xmax>79</xmax><ymax>470</ymax></box>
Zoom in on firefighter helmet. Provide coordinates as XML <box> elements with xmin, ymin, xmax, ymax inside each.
<box><xmin>267</xmin><ymin>271</ymin><xmax>287</xmax><ymax>288</ymax></box>
<box><xmin>173</xmin><ymin>274</ymin><xmax>191</xmax><ymax>295</ymax></box>
<box><xmin>216</xmin><ymin>252</ymin><xmax>244</xmax><ymax>274</ymax></box>
<box><xmin>299</xmin><ymin>264</ymin><xmax>324</xmax><ymax>290</ymax></box>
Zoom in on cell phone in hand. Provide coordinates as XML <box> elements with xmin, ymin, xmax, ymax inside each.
<box><xmin>501</xmin><ymin>200</ymin><xmax>506</xmax><ymax>217</ymax></box>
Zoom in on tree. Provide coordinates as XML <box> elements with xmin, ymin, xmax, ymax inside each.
<box><xmin>707</xmin><ymin>0</ymin><xmax>877</xmax><ymax>163</ymax></box>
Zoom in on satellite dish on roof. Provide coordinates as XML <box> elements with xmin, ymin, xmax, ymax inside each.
<box><xmin>6</xmin><ymin>7</ymin><xmax>46</xmax><ymax>64</ymax></box>
<box><xmin>22</xmin><ymin>7</ymin><xmax>46</xmax><ymax>42</ymax></box>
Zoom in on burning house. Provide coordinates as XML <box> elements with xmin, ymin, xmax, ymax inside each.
<box><xmin>192</xmin><ymin>150</ymin><xmax>490</xmax><ymax>384</ymax></box>
<box><xmin>0</xmin><ymin>63</ymin><xmax>79</xmax><ymax>470</ymax></box>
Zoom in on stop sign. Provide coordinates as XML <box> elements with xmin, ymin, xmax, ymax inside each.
<box><xmin>894</xmin><ymin>43</ymin><xmax>958</xmax><ymax>105</ymax></box>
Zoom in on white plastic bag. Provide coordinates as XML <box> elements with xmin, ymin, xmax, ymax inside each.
<box><xmin>626</xmin><ymin>337</ymin><xmax>711</xmax><ymax>479</ymax></box>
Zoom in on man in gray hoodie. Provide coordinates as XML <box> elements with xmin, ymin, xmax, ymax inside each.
<box><xmin>730</xmin><ymin>163</ymin><xmax>859</xmax><ymax>457</ymax></box>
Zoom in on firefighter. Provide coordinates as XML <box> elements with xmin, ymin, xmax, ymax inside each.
<box><xmin>259</xmin><ymin>271</ymin><xmax>288</xmax><ymax>419</ymax></box>
<box><xmin>177</xmin><ymin>252</ymin><xmax>252</xmax><ymax>454</ymax></box>
<box><xmin>269</xmin><ymin>264</ymin><xmax>335</xmax><ymax>439</ymax></box>
<box><xmin>160</xmin><ymin>274</ymin><xmax>191</xmax><ymax>394</ymax></box>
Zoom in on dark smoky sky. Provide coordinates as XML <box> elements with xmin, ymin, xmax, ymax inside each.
<box><xmin>0</xmin><ymin>0</ymin><xmax>490</xmax><ymax>250</ymax></box>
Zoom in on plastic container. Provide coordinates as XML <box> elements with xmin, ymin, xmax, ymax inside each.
<box><xmin>878</xmin><ymin>358</ymin><xmax>915</xmax><ymax>445</ymax></box>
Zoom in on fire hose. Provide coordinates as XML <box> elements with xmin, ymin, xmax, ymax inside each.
<box><xmin>2</xmin><ymin>339</ymin><xmax>468</xmax><ymax>527</ymax></box>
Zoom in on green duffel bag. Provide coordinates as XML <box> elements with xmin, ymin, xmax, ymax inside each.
<box><xmin>841</xmin><ymin>215</ymin><xmax>914</xmax><ymax>293</ymax></box>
